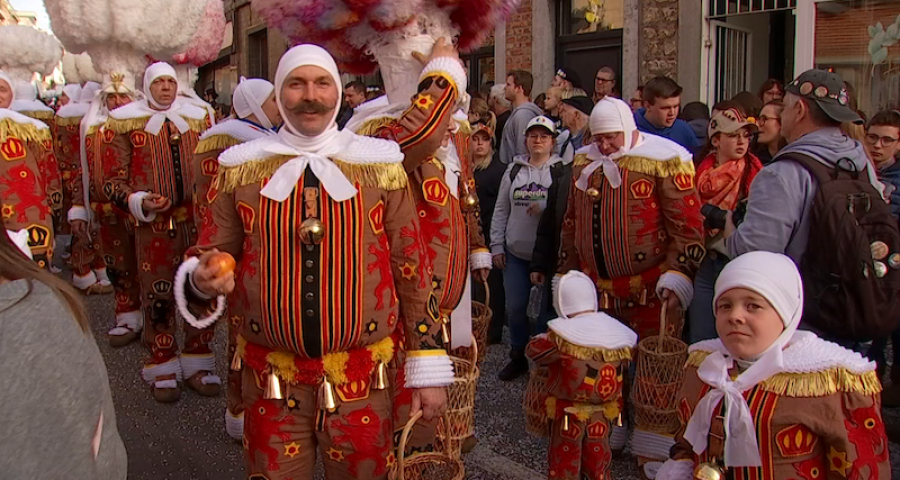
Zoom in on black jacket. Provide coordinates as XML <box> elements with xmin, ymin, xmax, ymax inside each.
<box><xmin>473</xmin><ymin>152</ymin><xmax>506</xmax><ymax>239</ymax></box>
<box><xmin>529</xmin><ymin>163</ymin><xmax>574</xmax><ymax>276</ymax></box>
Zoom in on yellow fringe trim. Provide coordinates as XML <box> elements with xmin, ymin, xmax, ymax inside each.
<box><xmin>262</xmin><ymin>334</ymin><xmax>396</xmax><ymax>386</ymax></box>
<box><xmin>0</xmin><ymin>118</ymin><xmax>51</xmax><ymax>143</ymax></box>
<box><xmin>21</xmin><ymin>110</ymin><xmax>54</xmax><ymax>120</ymax></box>
<box><xmin>617</xmin><ymin>156</ymin><xmax>695</xmax><ymax>178</ymax></box>
<box><xmin>355</xmin><ymin>117</ymin><xmax>396</xmax><ymax>137</ymax></box>
<box><xmin>455</xmin><ymin>118</ymin><xmax>471</xmax><ymax>136</ymax></box>
<box><xmin>195</xmin><ymin>134</ymin><xmax>242</xmax><ymax>154</ymax></box>
<box><xmin>574</xmin><ymin>153</ymin><xmax>591</xmax><ymax>166</ymax></box>
<box><xmin>549</xmin><ymin>332</ymin><xmax>633</xmax><ymax>362</ymax></box>
<box><xmin>55</xmin><ymin>115</ymin><xmax>84</xmax><ymax>127</ymax></box>
<box><xmin>545</xmin><ymin>396</ymin><xmax>621</xmax><ymax>422</ymax></box>
<box><xmin>686</xmin><ymin>350</ymin><xmax>883</xmax><ymax>397</ymax></box>
<box><xmin>86</xmin><ymin>125</ymin><xmax>98</xmax><ymax>136</ymax></box>
<box><xmin>218</xmin><ymin>155</ymin><xmax>409</xmax><ymax>193</ymax></box>
<box><xmin>105</xmin><ymin>116</ymin><xmax>207</xmax><ymax>134</ymax></box>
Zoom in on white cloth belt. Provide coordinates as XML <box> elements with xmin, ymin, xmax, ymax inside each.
<box><xmin>574</xmin><ymin>144</ymin><xmax>623</xmax><ymax>190</ymax></box>
<box><xmin>259</xmin><ymin>142</ymin><xmax>357</xmax><ymax>202</ymax></box>
<box><xmin>684</xmin><ymin>350</ymin><xmax>783</xmax><ymax>467</ymax></box>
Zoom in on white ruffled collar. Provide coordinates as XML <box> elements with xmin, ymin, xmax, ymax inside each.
<box><xmin>108</xmin><ymin>98</ymin><xmax>207</xmax><ymax>122</ymax></box>
<box><xmin>548</xmin><ymin>312</ymin><xmax>638</xmax><ymax>350</ymax></box>
<box><xmin>218</xmin><ymin>129</ymin><xmax>402</xmax><ymax>168</ymax></box>
<box><xmin>689</xmin><ymin>331</ymin><xmax>875</xmax><ymax>375</ymax></box>
<box><xmin>56</xmin><ymin>102</ymin><xmax>91</xmax><ymax>119</ymax></box>
<box><xmin>10</xmin><ymin>99</ymin><xmax>52</xmax><ymax>113</ymax></box>
<box><xmin>199</xmin><ymin>118</ymin><xmax>274</xmax><ymax>143</ymax></box>
<box><xmin>0</xmin><ymin>108</ymin><xmax>50</xmax><ymax>130</ymax></box>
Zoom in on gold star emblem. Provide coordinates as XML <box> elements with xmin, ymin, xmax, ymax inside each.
<box><xmin>414</xmin><ymin>94</ymin><xmax>435</xmax><ymax>111</ymax></box>
<box><xmin>401</xmin><ymin>262</ymin><xmax>417</xmax><ymax>280</ymax></box>
<box><xmin>326</xmin><ymin>447</ymin><xmax>344</xmax><ymax>462</ymax></box>
<box><xmin>141</xmin><ymin>262</ymin><xmax>151</xmax><ymax>272</ymax></box>
<box><xmin>385</xmin><ymin>452</ymin><xmax>396</xmax><ymax>468</ymax></box>
<box><xmin>1</xmin><ymin>204</ymin><xmax>14</xmax><ymax>219</ymax></box>
<box><xmin>828</xmin><ymin>446</ymin><xmax>851</xmax><ymax>477</ymax></box>
<box><xmin>284</xmin><ymin>442</ymin><xmax>301</xmax><ymax>458</ymax></box>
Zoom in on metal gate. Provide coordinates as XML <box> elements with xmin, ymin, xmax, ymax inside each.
<box><xmin>709</xmin><ymin>21</ymin><xmax>753</xmax><ymax>105</ymax></box>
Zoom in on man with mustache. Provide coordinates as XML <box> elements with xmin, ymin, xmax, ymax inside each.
<box><xmin>175</xmin><ymin>44</ymin><xmax>455</xmax><ymax>480</ymax></box>
<box><xmin>100</xmin><ymin>62</ymin><xmax>218</xmax><ymax>404</ymax></box>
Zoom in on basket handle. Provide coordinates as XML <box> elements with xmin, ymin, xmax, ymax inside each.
<box><xmin>397</xmin><ymin>410</ymin><xmax>423</xmax><ymax>480</ymax></box>
<box><xmin>482</xmin><ymin>282</ymin><xmax>490</xmax><ymax>308</ymax></box>
<box><xmin>657</xmin><ymin>301</ymin><xmax>668</xmax><ymax>354</ymax></box>
<box><xmin>468</xmin><ymin>334</ymin><xmax>478</xmax><ymax>376</ymax></box>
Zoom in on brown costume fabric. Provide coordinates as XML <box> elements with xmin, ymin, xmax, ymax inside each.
<box><xmin>0</xmin><ymin>117</ymin><xmax>56</xmax><ymax>268</ymax></box>
<box><xmin>670</xmin><ymin>358</ymin><xmax>891</xmax><ymax>480</ymax></box>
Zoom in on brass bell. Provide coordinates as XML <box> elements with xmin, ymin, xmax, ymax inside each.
<box><xmin>264</xmin><ymin>372</ymin><xmax>283</xmax><ymax>400</ymax></box>
<box><xmin>440</xmin><ymin>317</ymin><xmax>451</xmax><ymax>345</ymax></box>
<box><xmin>230</xmin><ymin>350</ymin><xmax>243</xmax><ymax>371</ymax></box>
<box><xmin>168</xmin><ymin>217</ymin><xmax>176</xmax><ymax>231</ymax></box>
<box><xmin>298</xmin><ymin>217</ymin><xmax>326</xmax><ymax>245</ymax></box>
<box><xmin>318</xmin><ymin>376</ymin><xmax>337</xmax><ymax>413</ymax></box>
<box><xmin>600</xmin><ymin>291</ymin><xmax>611</xmax><ymax>310</ymax></box>
<box><xmin>561</xmin><ymin>414</ymin><xmax>571</xmax><ymax>432</ymax></box>
<box><xmin>693</xmin><ymin>462</ymin><xmax>725</xmax><ymax>480</ymax></box>
<box><xmin>373</xmin><ymin>361</ymin><xmax>389</xmax><ymax>390</ymax></box>
<box><xmin>638</xmin><ymin>289</ymin><xmax>648</xmax><ymax>306</ymax></box>
<box><xmin>616</xmin><ymin>413</ymin><xmax>623</xmax><ymax>427</ymax></box>
<box><xmin>462</xmin><ymin>192</ymin><xmax>479</xmax><ymax>212</ymax></box>
<box><xmin>169</xmin><ymin>132</ymin><xmax>181</xmax><ymax>144</ymax></box>
<box><xmin>586</xmin><ymin>187</ymin><xmax>601</xmax><ymax>201</ymax></box>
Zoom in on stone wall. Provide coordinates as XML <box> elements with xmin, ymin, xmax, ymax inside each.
<box><xmin>639</xmin><ymin>0</ymin><xmax>679</xmax><ymax>83</ymax></box>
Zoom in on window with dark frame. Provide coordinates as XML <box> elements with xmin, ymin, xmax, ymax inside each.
<box><xmin>248</xmin><ymin>28</ymin><xmax>269</xmax><ymax>80</ymax></box>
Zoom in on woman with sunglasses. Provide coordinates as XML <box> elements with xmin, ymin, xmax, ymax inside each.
<box><xmin>752</xmin><ymin>100</ymin><xmax>787</xmax><ymax>165</ymax></box>
<box><xmin>689</xmin><ymin>108</ymin><xmax>764</xmax><ymax>343</ymax></box>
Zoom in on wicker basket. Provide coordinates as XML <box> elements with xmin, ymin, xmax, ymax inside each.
<box><xmin>436</xmin><ymin>336</ymin><xmax>479</xmax><ymax>457</ymax></box>
<box><xmin>390</xmin><ymin>411</ymin><xmax>465</xmax><ymax>480</ymax></box>
<box><xmin>471</xmin><ymin>284</ymin><xmax>491</xmax><ymax>365</ymax></box>
<box><xmin>523</xmin><ymin>366</ymin><xmax>551</xmax><ymax>438</ymax></box>
<box><xmin>632</xmin><ymin>303</ymin><xmax>688</xmax><ymax>433</ymax></box>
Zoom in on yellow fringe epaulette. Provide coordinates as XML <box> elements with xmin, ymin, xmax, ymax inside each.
<box><xmin>574</xmin><ymin>153</ymin><xmax>591</xmax><ymax>166</ymax></box>
<box><xmin>455</xmin><ymin>118</ymin><xmax>471</xmax><ymax>136</ymax></box>
<box><xmin>618</xmin><ymin>156</ymin><xmax>695</xmax><ymax>178</ymax></box>
<box><xmin>21</xmin><ymin>110</ymin><xmax>54</xmax><ymax>121</ymax></box>
<box><xmin>356</xmin><ymin>116</ymin><xmax>396</xmax><ymax>137</ymax></box>
<box><xmin>195</xmin><ymin>134</ymin><xmax>242</xmax><ymax>154</ymax></box>
<box><xmin>105</xmin><ymin>116</ymin><xmax>207</xmax><ymax>134</ymax></box>
<box><xmin>687</xmin><ymin>350</ymin><xmax>882</xmax><ymax>397</ymax></box>
<box><xmin>55</xmin><ymin>115</ymin><xmax>84</xmax><ymax>127</ymax></box>
<box><xmin>219</xmin><ymin>155</ymin><xmax>409</xmax><ymax>194</ymax></box>
<box><xmin>0</xmin><ymin>117</ymin><xmax>51</xmax><ymax>143</ymax></box>
<box><xmin>86</xmin><ymin>125</ymin><xmax>99</xmax><ymax>136</ymax></box>
<box><xmin>549</xmin><ymin>332</ymin><xmax>633</xmax><ymax>363</ymax></box>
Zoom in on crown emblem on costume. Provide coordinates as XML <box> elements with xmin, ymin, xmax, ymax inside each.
<box><xmin>1</xmin><ymin>138</ymin><xmax>26</xmax><ymax>161</ymax></box>
<box><xmin>155</xmin><ymin>333</ymin><xmax>175</xmax><ymax>349</ymax></box>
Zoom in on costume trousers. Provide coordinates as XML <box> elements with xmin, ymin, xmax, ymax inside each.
<box><xmin>226</xmin><ymin>313</ymin><xmax>244</xmax><ymax>416</ymax></box>
<box><xmin>609</xmin><ymin>298</ymin><xmax>684</xmax><ymax>341</ymax></box>
<box><xmin>98</xmin><ymin>214</ymin><xmax>142</xmax><ymax>316</ymax></box>
<box><xmin>242</xmin><ymin>368</ymin><xmax>396</xmax><ymax>480</ymax></box>
<box><xmin>548</xmin><ymin>411</ymin><xmax>613</xmax><ymax>480</ymax></box>
<box><xmin>70</xmin><ymin>230</ymin><xmax>107</xmax><ymax>276</ymax></box>
<box><xmin>136</xmin><ymin>221</ymin><xmax>214</xmax><ymax>367</ymax></box>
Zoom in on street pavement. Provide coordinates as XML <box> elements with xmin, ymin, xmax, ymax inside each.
<box><xmin>82</xmin><ymin>293</ymin><xmax>900</xmax><ymax>479</ymax></box>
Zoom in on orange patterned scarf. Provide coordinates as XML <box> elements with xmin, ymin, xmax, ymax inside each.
<box><xmin>696</xmin><ymin>153</ymin><xmax>762</xmax><ymax>210</ymax></box>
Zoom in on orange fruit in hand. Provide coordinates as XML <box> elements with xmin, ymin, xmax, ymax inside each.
<box><xmin>209</xmin><ymin>252</ymin><xmax>236</xmax><ymax>275</ymax></box>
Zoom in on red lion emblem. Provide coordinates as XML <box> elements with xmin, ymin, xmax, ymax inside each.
<box><xmin>330</xmin><ymin>404</ymin><xmax>391</xmax><ymax>477</ymax></box>
<box><xmin>1</xmin><ymin>163</ymin><xmax>48</xmax><ymax>222</ymax></box>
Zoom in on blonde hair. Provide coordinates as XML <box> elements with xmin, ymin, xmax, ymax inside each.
<box><xmin>0</xmin><ymin>233</ymin><xmax>88</xmax><ymax>331</ymax></box>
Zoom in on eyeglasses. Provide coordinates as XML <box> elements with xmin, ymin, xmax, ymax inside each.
<box><xmin>527</xmin><ymin>133</ymin><xmax>553</xmax><ymax>141</ymax></box>
<box><xmin>595</xmin><ymin>77</ymin><xmax>614</xmax><ymax>84</ymax></box>
<box><xmin>757</xmin><ymin>115</ymin><xmax>780</xmax><ymax>125</ymax></box>
<box><xmin>865</xmin><ymin>134</ymin><xmax>899</xmax><ymax>147</ymax></box>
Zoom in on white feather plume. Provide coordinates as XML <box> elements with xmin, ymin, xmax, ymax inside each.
<box><xmin>0</xmin><ymin>25</ymin><xmax>63</xmax><ymax>83</ymax></box>
<box><xmin>62</xmin><ymin>52</ymin><xmax>82</xmax><ymax>84</ymax></box>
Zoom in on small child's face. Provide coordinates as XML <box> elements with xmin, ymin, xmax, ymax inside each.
<box><xmin>715</xmin><ymin>288</ymin><xmax>785</xmax><ymax>359</ymax></box>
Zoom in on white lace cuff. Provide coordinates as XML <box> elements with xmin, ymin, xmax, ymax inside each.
<box><xmin>404</xmin><ymin>351</ymin><xmax>454</xmax><ymax>388</ymax></box>
<box><xmin>655</xmin><ymin>460</ymin><xmax>693</xmax><ymax>480</ymax></box>
<box><xmin>174</xmin><ymin>257</ymin><xmax>226</xmax><ymax>329</ymax></box>
<box><xmin>225</xmin><ymin>409</ymin><xmax>244</xmax><ymax>440</ymax></box>
<box><xmin>128</xmin><ymin>191</ymin><xmax>157</xmax><ymax>223</ymax></box>
<box><xmin>141</xmin><ymin>358</ymin><xmax>183</xmax><ymax>384</ymax></box>
<box><xmin>421</xmin><ymin>56</ymin><xmax>467</xmax><ymax>95</ymax></box>
<box><xmin>68</xmin><ymin>205</ymin><xmax>89</xmax><ymax>223</ymax></box>
<box><xmin>631</xmin><ymin>429</ymin><xmax>676</xmax><ymax>461</ymax></box>
<box><xmin>470</xmin><ymin>251</ymin><xmax>492</xmax><ymax>271</ymax></box>
<box><xmin>656</xmin><ymin>271</ymin><xmax>693</xmax><ymax>309</ymax></box>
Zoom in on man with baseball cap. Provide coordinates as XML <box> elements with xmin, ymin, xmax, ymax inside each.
<box><xmin>725</xmin><ymin>68</ymin><xmax>887</xmax><ymax>348</ymax></box>
<box><xmin>558</xmin><ymin>96</ymin><xmax>593</xmax><ymax>164</ymax></box>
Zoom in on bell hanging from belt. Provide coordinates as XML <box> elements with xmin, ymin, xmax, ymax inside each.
<box><xmin>168</xmin><ymin>216</ymin><xmax>176</xmax><ymax>231</ymax></box>
<box><xmin>373</xmin><ymin>361</ymin><xmax>389</xmax><ymax>390</ymax></box>
<box><xmin>693</xmin><ymin>461</ymin><xmax>725</xmax><ymax>480</ymax></box>
<box><xmin>616</xmin><ymin>413</ymin><xmax>623</xmax><ymax>427</ymax></box>
<box><xmin>169</xmin><ymin>132</ymin><xmax>181</xmax><ymax>145</ymax></box>
<box><xmin>600</xmin><ymin>291</ymin><xmax>611</xmax><ymax>310</ymax></box>
<box><xmin>561</xmin><ymin>414</ymin><xmax>571</xmax><ymax>432</ymax></box>
<box><xmin>264</xmin><ymin>371</ymin><xmax>283</xmax><ymax>400</ymax></box>
<box><xmin>298</xmin><ymin>217</ymin><xmax>326</xmax><ymax>245</ymax></box>
<box><xmin>230</xmin><ymin>350</ymin><xmax>243</xmax><ymax>371</ymax></box>
<box><xmin>440</xmin><ymin>316</ymin><xmax>451</xmax><ymax>344</ymax></box>
<box><xmin>638</xmin><ymin>289</ymin><xmax>648</xmax><ymax>306</ymax></box>
<box><xmin>318</xmin><ymin>376</ymin><xmax>337</xmax><ymax>413</ymax></box>
<box><xmin>586</xmin><ymin>187</ymin><xmax>601</xmax><ymax>201</ymax></box>
<box><xmin>460</xmin><ymin>182</ymin><xmax>479</xmax><ymax>212</ymax></box>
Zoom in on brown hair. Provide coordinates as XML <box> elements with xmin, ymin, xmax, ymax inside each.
<box><xmin>508</xmin><ymin>70</ymin><xmax>534</xmax><ymax>97</ymax></box>
<box><xmin>868</xmin><ymin>110</ymin><xmax>900</xmax><ymax>130</ymax></box>
<box><xmin>757</xmin><ymin>79</ymin><xmax>785</xmax><ymax>100</ymax></box>
<box><xmin>0</xmin><ymin>231</ymin><xmax>88</xmax><ymax>332</ymax></box>
<box><xmin>642</xmin><ymin>76</ymin><xmax>683</xmax><ymax>105</ymax></box>
<box><xmin>468</xmin><ymin>97</ymin><xmax>496</xmax><ymax>131</ymax></box>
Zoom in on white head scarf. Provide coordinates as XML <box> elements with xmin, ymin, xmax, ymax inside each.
<box><xmin>575</xmin><ymin>97</ymin><xmax>642</xmax><ymax>191</ymax></box>
<box><xmin>14</xmin><ymin>82</ymin><xmax>34</xmax><ymax>101</ymax></box>
<box><xmin>0</xmin><ymin>70</ymin><xmax>13</xmax><ymax>105</ymax></box>
<box><xmin>684</xmin><ymin>251</ymin><xmax>803</xmax><ymax>468</ymax></box>
<box><xmin>140</xmin><ymin>62</ymin><xmax>190</xmax><ymax>135</ymax></box>
<box><xmin>10</xmin><ymin>81</ymin><xmax>52</xmax><ymax>113</ymax></box>
<box><xmin>62</xmin><ymin>83</ymin><xmax>82</xmax><ymax>104</ymax></box>
<box><xmin>233</xmin><ymin>77</ymin><xmax>275</xmax><ymax>129</ymax></box>
<box><xmin>557</xmin><ymin>270</ymin><xmax>598</xmax><ymax>318</ymax></box>
<box><xmin>79</xmin><ymin>81</ymin><xmax>101</xmax><ymax>103</ymax></box>
<box><xmin>258</xmin><ymin>44</ymin><xmax>357</xmax><ymax>202</ymax></box>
